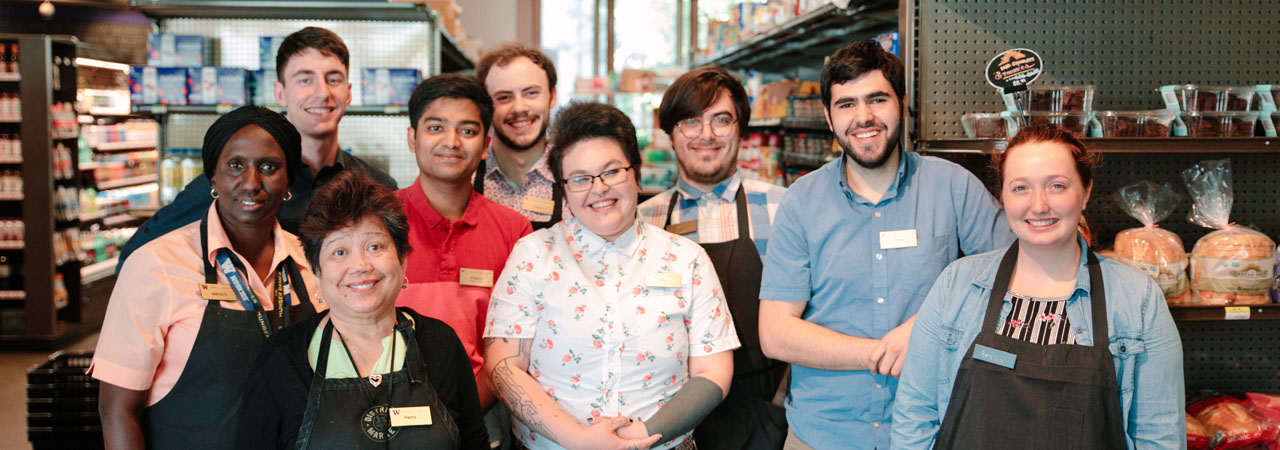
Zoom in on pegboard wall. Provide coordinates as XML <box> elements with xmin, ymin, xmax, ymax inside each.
<box><xmin>914</xmin><ymin>0</ymin><xmax>1280</xmax><ymax>139</ymax></box>
<box><xmin>164</xmin><ymin>113</ymin><xmax>418</xmax><ymax>188</ymax></box>
<box><xmin>1178</xmin><ymin>320</ymin><xmax>1280</xmax><ymax>394</ymax></box>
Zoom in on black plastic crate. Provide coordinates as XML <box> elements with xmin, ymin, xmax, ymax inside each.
<box><xmin>27</xmin><ymin>382</ymin><xmax>97</xmax><ymax>399</ymax></box>
<box><xmin>26</xmin><ymin>350</ymin><xmax>94</xmax><ymax>385</ymax></box>
<box><xmin>27</xmin><ymin>351</ymin><xmax>102</xmax><ymax>450</ymax></box>
<box><xmin>29</xmin><ymin>425</ymin><xmax>103</xmax><ymax>450</ymax></box>
<box><xmin>27</xmin><ymin>397</ymin><xmax>97</xmax><ymax>414</ymax></box>
<box><xmin>27</xmin><ymin>411</ymin><xmax>100</xmax><ymax>428</ymax></box>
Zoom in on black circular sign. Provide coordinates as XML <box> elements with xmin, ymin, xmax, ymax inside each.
<box><xmin>360</xmin><ymin>405</ymin><xmax>400</xmax><ymax>442</ymax></box>
<box><xmin>985</xmin><ymin>48</ymin><xmax>1044</xmax><ymax>92</ymax></box>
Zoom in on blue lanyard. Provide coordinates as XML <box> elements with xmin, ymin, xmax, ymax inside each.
<box><xmin>214</xmin><ymin>248</ymin><xmax>291</xmax><ymax>337</ymax></box>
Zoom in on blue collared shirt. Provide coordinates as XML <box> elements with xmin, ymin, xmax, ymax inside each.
<box><xmin>892</xmin><ymin>236</ymin><xmax>1186</xmax><ymax>450</ymax></box>
<box><xmin>759</xmin><ymin>151</ymin><xmax>1014</xmax><ymax>450</ymax></box>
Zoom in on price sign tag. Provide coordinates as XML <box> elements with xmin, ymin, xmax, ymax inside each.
<box><xmin>985</xmin><ymin>48</ymin><xmax>1044</xmax><ymax>94</ymax></box>
<box><xmin>215</xmin><ymin>104</ymin><xmax>233</xmax><ymax>114</ymax></box>
<box><xmin>149</xmin><ymin>105</ymin><xmax>168</xmax><ymax>114</ymax></box>
<box><xmin>383</xmin><ymin>105</ymin><xmax>401</xmax><ymax>114</ymax></box>
<box><xmin>1224</xmin><ymin>306</ymin><xmax>1251</xmax><ymax>321</ymax></box>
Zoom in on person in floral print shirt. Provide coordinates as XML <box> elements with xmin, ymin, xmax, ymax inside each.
<box><xmin>483</xmin><ymin>102</ymin><xmax>740</xmax><ymax>450</ymax></box>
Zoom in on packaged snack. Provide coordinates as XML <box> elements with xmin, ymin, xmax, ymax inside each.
<box><xmin>1161</xmin><ymin>85</ymin><xmax>1256</xmax><ymax>112</ymax></box>
<box><xmin>1187</xmin><ymin>413</ymin><xmax>1212</xmax><ymax>450</ymax></box>
<box><xmin>1184</xmin><ymin>111</ymin><xmax>1261</xmax><ymax>137</ymax></box>
<box><xmin>960</xmin><ymin>112</ymin><xmax>1018</xmax><ymax>138</ymax></box>
<box><xmin>1189</xmin><ymin>395</ymin><xmax>1269</xmax><ymax>449</ymax></box>
<box><xmin>1111</xmin><ymin>181</ymin><xmax>1190</xmax><ymax>305</ymax></box>
<box><xmin>1018</xmin><ymin>111</ymin><xmax>1093</xmax><ymax>139</ymax></box>
<box><xmin>1184</xmin><ymin>159</ymin><xmax>1275</xmax><ymax>305</ymax></box>
<box><xmin>1099</xmin><ymin>110</ymin><xmax>1178</xmax><ymax>137</ymax></box>
<box><xmin>1008</xmin><ymin>85</ymin><xmax>1094</xmax><ymax>112</ymax></box>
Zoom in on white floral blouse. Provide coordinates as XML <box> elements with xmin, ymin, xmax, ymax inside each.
<box><xmin>485</xmin><ymin>217</ymin><xmax>740</xmax><ymax>450</ymax></box>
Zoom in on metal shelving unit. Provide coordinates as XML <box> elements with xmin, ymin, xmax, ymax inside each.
<box><xmin>694</xmin><ymin>1</ymin><xmax>897</xmax><ymax>73</ymax></box>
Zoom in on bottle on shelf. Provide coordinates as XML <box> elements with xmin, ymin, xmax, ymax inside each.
<box><xmin>180</xmin><ymin>148</ymin><xmax>199</xmax><ymax>189</ymax></box>
<box><xmin>160</xmin><ymin>149</ymin><xmax>180</xmax><ymax>203</ymax></box>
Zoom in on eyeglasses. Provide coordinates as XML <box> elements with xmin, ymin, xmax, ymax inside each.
<box><xmin>676</xmin><ymin>114</ymin><xmax>737</xmax><ymax>139</ymax></box>
<box><xmin>562</xmin><ymin>166</ymin><xmax>636</xmax><ymax>192</ymax></box>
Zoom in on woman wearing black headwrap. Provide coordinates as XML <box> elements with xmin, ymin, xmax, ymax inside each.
<box><xmin>94</xmin><ymin>106</ymin><xmax>327</xmax><ymax>450</ymax></box>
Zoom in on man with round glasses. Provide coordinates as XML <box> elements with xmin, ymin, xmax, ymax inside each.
<box><xmin>638</xmin><ymin>65</ymin><xmax>789</xmax><ymax>450</ymax></box>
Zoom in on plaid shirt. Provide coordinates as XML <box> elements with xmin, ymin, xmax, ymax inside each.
<box><xmin>637</xmin><ymin>173</ymin><xmax>785</xmax><ymax>257</ymax></box>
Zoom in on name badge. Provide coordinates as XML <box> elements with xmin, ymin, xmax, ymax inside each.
<box><xmin>459</xmin><ymin>268</ymin><xmax>494</xmax><ymax>288</ymax></box>
<box><xmin>389</xmin><ymin>406</ymin><xmax>432</xmax><ymax>427</ymax></box>
<box><xmin>645</xmin><ymin>272</ymin><xmax>681</xmax><ymax>288</ymax></box>
<box><xmin>973</xmin><ymin>344</ymin><xmax>1017</xmax><ymax>370</ymax></box>
<box><xmin>522</xmin><ymin>196</ymin><xmax>556</xmax><ymax>215</ymax></box>
<box><xmin>199</xmin><ymin>283</ymin><xmax>238</xmax><ymax>301</ymax></box>
<box><xmin>879</xmin><ymin>229</ymin><xmax>918</xmax><ymax>250</ymax></box>
<box><xmin>665</xmin><ymin>220</ymin><xmax>698</xmax><ymax>236</ymax></box>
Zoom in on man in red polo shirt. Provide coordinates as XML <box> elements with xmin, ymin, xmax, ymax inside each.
<box><xmin>396</xmin><ymin>73</ymin><xmax>532</xmax><ymax>413</ymax></box>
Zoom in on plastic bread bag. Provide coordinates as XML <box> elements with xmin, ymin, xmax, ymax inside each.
<box><xmin>1183</xmin><ymin>159</ymin><xmax>1275</xmax><ymax>305</ymax></box>
<box><xmin>1244</xmin><ymin>393</ymin><xmax>1280</xmax><ymax>450</ymax></box>
<box><xmin>1186</xmin><ymin>412</ymin><xmax>1212</xmax><ymax>450</ymax></box>
<box><xmin>1110</xmin><ymin>181</ymin><xmax>1190</xmax><ymax>305</ymax></box>
<box><xmin>1189</xmin><ymin>393</ymin><xmax>1269</xmax><ymax>449</ymax></box>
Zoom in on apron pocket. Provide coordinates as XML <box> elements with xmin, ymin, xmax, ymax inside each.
<box><xmin>1048</xmin><ymin>407</ymin><xmax>1085</xmax><ymax>449</ymax></box>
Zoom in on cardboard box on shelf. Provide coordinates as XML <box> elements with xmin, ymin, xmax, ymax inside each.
<box><xmin>752</xmin><ymin>79</ymin><xmax>802</xmax><ymax>120</ymax></box>
<box><xmin>618</xmin><ymin>69</ymin><xmax>658</xmax><ymax>93</ymax></box>
<box><xmin>249</xmin><ymin>69</ymin><xmax>278</xmax><ymax>107</ymax></box>
<box><xmin>259</xmin><ymin>36</ymin><xmax>286</xmax><ymax>71</ymax></box>
<box><xmin>360</xmin><ymin>68</ymin><xmax>421</xmax><ymax>106</ymax></box>
<box><xmin>146</xmin><ymin>34</ymin><xmax>207</xmax><ymax>67</ymax></box>
<box><xmin>186</xmin><ymin>67</ymin><xmax>248</xmax><ymax>106</ymax></box>
<box><xmin>130</xmin><ymin>66</ymin><xmax>188</xmax><ymax>106</ymax></box>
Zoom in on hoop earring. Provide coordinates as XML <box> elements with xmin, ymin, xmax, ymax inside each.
<box><xmin>283</xmin><ymin>190</ymin><xmax>293</xmax><ymax>202</ymax></box>
<box><xmin>210</xmin><ymin>189</ymin><xmax>219</xmax><ymax>199</ymax></box>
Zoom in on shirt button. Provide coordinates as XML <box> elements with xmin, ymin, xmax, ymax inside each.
<box><xmin>875</xmin><ymin>384</ymin><xmax>882</xmax><ymax>389</ymax></box>
<box><xmin>873</xmin><ymin>422</ymin><xmax>880</xmax><ymax>429</ymax></box>
<box><xmin>1075</xmin><ymin>327</ymin><xmax>1084</xmax><ymax>334</ymax></box>
<box><xmin>876</xmin><ymin>298</ymin><xmax>885</xmax><ymax>304</ymax></box>
<box><xmin>875</xmin><ymin>253</ymin><xmax>883</xmax><ymax>260</ymax></box>
<box><xmin>874</xmin><ymin>211</ymin><xmax>881</xmax><ymax>218</ymax></box>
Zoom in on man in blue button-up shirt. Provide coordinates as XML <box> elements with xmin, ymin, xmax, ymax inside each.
<box><xmin>757</xmin><ymin>41</ymin><xmax>1015</xmax><ymax>450</ymax></box>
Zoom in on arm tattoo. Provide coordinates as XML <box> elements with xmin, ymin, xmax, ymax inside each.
<box><xmin>491</xmin><ymin>338</ymin><xmax>561</xmax><ymax>441</ymax></box>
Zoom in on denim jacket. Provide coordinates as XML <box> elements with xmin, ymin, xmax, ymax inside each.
<box><xmin>892</xmin><ymin>236</ymin><xmax>1185</xmax><ymax>450</ymax></box>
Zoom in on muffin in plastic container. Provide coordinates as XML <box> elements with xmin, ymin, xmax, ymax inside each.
<box><xmin>1183</xmin><ymin>111</ymin><xmax>1260</xmax><ymax>137</ymax></box>
<box><xmin>1017</xmin><ymin>111</ymin><xmax>1094</xmax><ymax>139</ymax></box>
<box><xmin>1160</xmin><ymin>85</ymin><xmax>1255</xmax><ymax>112</ymax></box>
<box><xmin>1099</xmin><ymin>110</ymin><xmax>1179</xmax><ymax>137</ymax></box>
<box><xmin>1010</xmin><ymin>85</ymin><xmax>1094</xmax><ymax>112</ymax></box>
<box><xmin>961</xmin><ymin>112</ymin><xmax>1019</xmax><ymax>138</ymax></box>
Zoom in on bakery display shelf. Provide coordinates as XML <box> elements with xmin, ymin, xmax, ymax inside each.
<box><xmin>917</xmin><ymin>138</ymin><xmax>1280</xmax><ymax>154</ymax></box>
<box><xmin>693</xmin><ymin>0</ymin><xmax>897</xmax><ymax>72</ymax></box>
<box><xmin>0</xmin><ymin>241</ymin><xmax>23</xmax><ymax>250</ymax></box>
<box><xmin>96</xmin><ymin>174</ymin><xmax>156</xmax><ymax>191</ymax></box>
<box><xmin>130</xmin><ymin>0</ymin><xmax>431</xmax><ymax>20</ymax></box>
<box><xmin>133</xmin><ymin>104</ymin><xmax>408</xmax><ymax>116</ymax></box>
<box><xmin>0</xmin><ymin>290</ymin><xmax>24</xmax><ymax>300</ymax></box>
<box><xmin>1169</xmin><ymin>304</ymin><xmax>1280</xmax><ymax>322</ymax></box>
<box><xmin>0</xmin><ymin>156</ymin><xmax>22</xmax><ymax>164</ymax></box>
<box><xmin>94</xmin><ymin>140</ymin><xmax>157</xmax><ymax>152</ymax></box>
<box><xmin>80</xmin><ymin>257</ymin><xmax>117</xmax><ymax>284</ymax></box>
<box><xmin>0</xmin><ymin>192</ymin><xmax>23</xmax><ymax>201</ymax></box>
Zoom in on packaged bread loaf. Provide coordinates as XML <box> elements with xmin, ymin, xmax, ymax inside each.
<box><xmin>1111</xmin><ymin>181</ymin><xmax>1190</xmax><ymax>305</ymax></box>
<box><xmin>1183</xmin><ymin>159</ymin><xmax>1276</xmax><ymax>305</ymax></box>
<box><xmin>1186</xmin><ymin>413</ymin><xmax>1211</xmax><ymax>450</ymax></box>
<box><xmin>1189</xmin><ymin>394</ymin><xmax>1268</xmax><ymax>449</ymax></box>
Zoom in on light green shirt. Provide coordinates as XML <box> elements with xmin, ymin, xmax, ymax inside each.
<box><xmin>307</xmin><ymin>314</ymin><xmax>412</xmax><ymax>378</ymax></box>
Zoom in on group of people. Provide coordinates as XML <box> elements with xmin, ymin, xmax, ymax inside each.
<box><xmin>89</xmin><ymin>25</ymin><xmax>1187</xmax><ymax>450</ymax></box>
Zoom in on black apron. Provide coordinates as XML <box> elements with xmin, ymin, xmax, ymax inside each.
<box><xmin>663</xmin><ymin>186</ymin><xmax>789</xmax><ymax>450</ymax></box>
<box><xmin>145</xmin><ymin>214</ymin><xmax>316</xmax><ymax>450</ymax></box>
<box><xmin>933</xmin><ymin>243</ymin><xmax>1127</xmax><ymax>450</ymax></box>
<box><xmin>294</xmin><ymin>311</ymin><xmax>460</xmax><ymax>449</ymax></box>
<box><xmin>474</xmin><ymin>158</ymin><xmax>563</xmax><ymax>230</ymax></box>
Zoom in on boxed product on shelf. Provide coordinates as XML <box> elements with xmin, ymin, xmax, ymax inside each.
<box><xmin>146</xmin><ymin>33</ymin><xmax>208</xmax><ymax>67</ymax></box>
<box><xmin>249</xmin><ymin>69</ymin><xmax>277</xmax><ymax>106</ymax></box>
<box><xmin>258</xmin><ymin>36</ymin><xmax>286</xmax><ymax>70</ymax></box>
<box><xmin>1160</xmin><ymin>85</ymin><xmax>1255</xmax><ymax>112</ymax></box>
<box><xmin>360</xmin><ymin>68</ymin><xmax>420</xmax><ymax>106</ymax></box>
<box><xmin>186</xmin><ymin>67</ymin><xmax>248</xmax><ymax>106</ymax></box>
<box><xmin>129</xmin><ymin>66</ymin><xmax>188</xmax><ymax>106</ymax></box>
<box><xmin>1182</xmin><ymin>111</ymin><xmax>1259</xmax><ymax>137</ymax></box>
<box><xmin>961</xmin><ymin>112</ymin><xmax>1018</xmax><ymax>138</ymax></box>
<box><xmin>1098</xmin><ymin>110</ymin><xmax>1179</xmax><ymax>137</ymax></box>
<box><xmin>752</xmin><ymin>79</ymin><xmax>801</xmax><ymax>120</ymax></box>
<box><xmin>1006</xmin><ymin>85</ymin><xmax>1094</xmax><ymax>112</ymax></box>
<box><xmin>874</xmin><ymin>30</ymin><xmax>900</xmax><ymax>56</ymax></box>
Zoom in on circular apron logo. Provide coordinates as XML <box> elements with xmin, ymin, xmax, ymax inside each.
<box><xmin>361</xmin><ymin>405</ymin><xmax>400</xmax><ymax>442</ymax></box>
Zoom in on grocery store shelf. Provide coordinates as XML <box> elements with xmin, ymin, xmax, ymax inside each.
<box><xmin>0</xmin><ymin>73</ymin><xmax>19</xmax><ymax>82</ymax></box>
<box><xmin>97</xmin><ymin>174</ymin><xmax>156</xmax><ymax>191</ymax></box>
<box><xmin>131</xmin><ymin>0</ymin><xmax>431</xmax><ymax>20</ymax></box>
<box><xmin>94</xmin><ymin>140</ymin><xmax>157</xmax><ymax>152</ymax></box>
<box><xmin>79</xmin><ymin>210</ymin><xmax>108</xmax><ymax>223</ymax></box>
<box><xmin>438</xmin><ymin>27</ymin><xmax>474</xmax><ymax>73</ymax></box>
<box><xmin>917</xmin><ymin>138</ymin><xmax>1280</xmax><ymax>154</ymax></box>
<box><xmin>133</xmin><ymin>104</ymin><xmax>409</xmax><ymax>116</ymax></box>
<box><xmin>0</xmin><ymin>290</ymin><xmax>24</xmax><ymax>300</ymax></box>
<box><xmin>693</xmin><ymin>1</ymin><xmax>897</xmax><ymax>72</ymax></box>
<box><xmin>81</xmin><ymin>257</ymin><xmax>118</xmax><ymax>284</ymax></box>
<box><xmin>0</xmin><ymin>155</ymin><xmax>22</xmax><ymax>164</ymax></box>
<box><xmin>0</xmin><ymin>192</ymin><xmax>22</xmax><ymax>201</ymax></box>
<box><xmin>102</xmin><ymin>213</ymin><xmax>144</xmax><ymax>228</ymax></box>
<box><xmin>1170</xmin><ymin>305</ymin><xmax>1280</xmax><ymax>322</ymax></box>
<box><xmin>0</xmin><ymin>241</ymin><xmax>23</xmax><ymax>250</ymax></box>
<box><xmin>748</xmin><ymin>116</ymin><xmax>830</xmax><ymax>131</ymax></box>
<box><xmin>0</xmin><ymin>115</ymin><xmax>21</xmax><ymax>123</ymax></box>
<box><xmin>80</xmin><ymin>161</ymin><xmax>125</xmax><ymax>171</ymax></box>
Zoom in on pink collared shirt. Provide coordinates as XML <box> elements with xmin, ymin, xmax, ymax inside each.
<box><xmin>91</xmin><ymin>204</ymin><xmax>324</xmax><ymax>405</ymax></box>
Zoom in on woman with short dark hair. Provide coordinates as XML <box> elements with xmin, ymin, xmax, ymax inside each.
<box><xmin>235</xmin><ymin>170</ymin><xmax>488</xmax><ymax>449</ymax></box>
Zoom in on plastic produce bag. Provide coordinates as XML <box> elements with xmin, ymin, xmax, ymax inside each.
<box><xmin>1183</xmin><ymin>159</ymin><xmax>1275</xmax><ymax>305</ymax></box>
<box><xmin>1110</xmin><ymin>181</ymin><xmax>1190</xmax><ymax>304</ymax></box>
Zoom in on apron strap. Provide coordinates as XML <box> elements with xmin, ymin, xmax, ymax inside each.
<box><xmin>200</xmin><ymin>213</ymin><xmax>218</xmax><ymax>284</ymax></box>
<box><xmin>981</xmin><ymin>242</ymin><xmax>1021</xmax><ymax>331</ymax></box>
<box><xmin>1086</xmin><ymin>250</ymin><xmax>1108</xmax><ymax>345</ymax></box>
<box><xmin>983</xmin><ymin>241</ymin><xmax>1109</xmax><ymax>346</ymax></box>
<box><xmin>662</xmin><ymin>189</ymin><xmax>681</xmax><ymax>229</ymax></box>
<box><xmin>546</xmin><ymin>180</ymin><xmax>563</xmax><ymax>224</ymax></box>
<box><xmin>473</xmin><ymin>158</ymin><xmax>486</xmax><ymax>194</ymax></box>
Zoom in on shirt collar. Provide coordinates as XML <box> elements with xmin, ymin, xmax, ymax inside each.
<box><xmin>563</xmin><ymin>217</ymin><xmax>645</xmax><ymax>257</ymax></box>
<box><xmin>403</xmin><ymin>182</ymin><xmax>482</xmax><ymax>229</ymax></box>
<box><xmin>836</xmin><ymin>146</ymin><xmax>911</xmax><ymax>205</ymax></box>
<box><xmin>971</xmin><ymin>234</ymin><xmax>1092</xmax><ymax>299</ymax></box>
<box><xmin>203</xmin><ymin>203</ymin><xmax>308</xmax><ymax>275</ymax></box>
<box><xmin>675</xmin><ymin>173</ymin><xmax>741</xmax><ymax>205</ymax></box>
